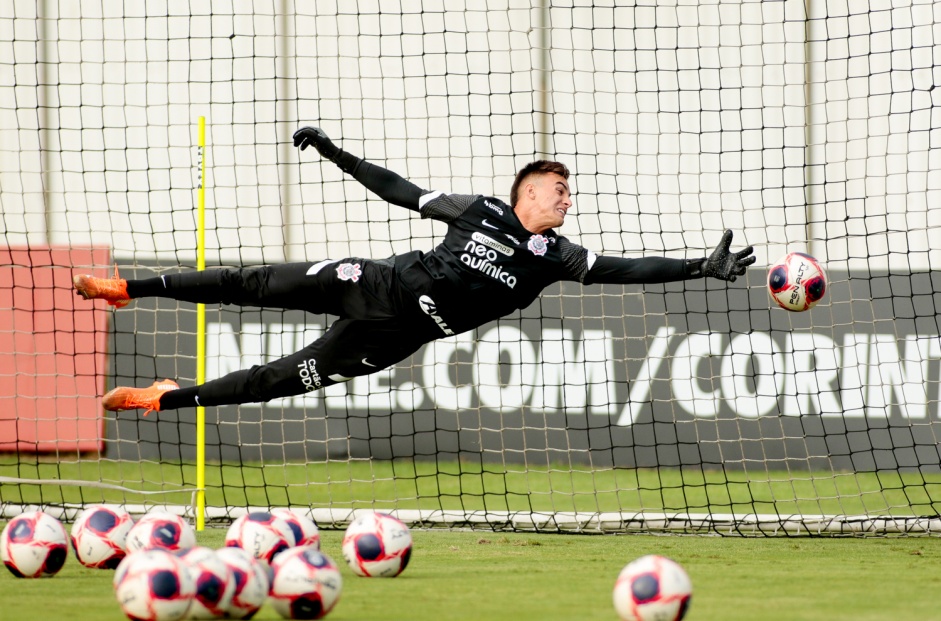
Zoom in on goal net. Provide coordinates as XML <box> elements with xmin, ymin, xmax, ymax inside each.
<box><xmin>2</xmin><ymin>1</ymin><xmax>940</xmax><ymax>535</ymax></box>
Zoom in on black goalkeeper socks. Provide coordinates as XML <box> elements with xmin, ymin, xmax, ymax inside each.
<box><xmin>158</xmin><ymin>385</ymin><xmax>200</xmax><ymax>411</ymax></box>
<box><xmin>125</xmin><ymin>270</ymin><xmax>233</xmax><ymax>304</ymax></box>
<box><xmin>125</xmin><ymin>277</ymin><xmax>167</xmax><ymax>298</ymax></box>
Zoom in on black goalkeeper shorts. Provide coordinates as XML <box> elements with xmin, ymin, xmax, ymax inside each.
<box><xmin>159</xmin><ymin>259</ymin><xmax>440</xmax><ymax>405</ymax></box>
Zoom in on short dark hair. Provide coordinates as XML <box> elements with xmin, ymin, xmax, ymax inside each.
<box><xmin>510</xmin><ymin>160</ymin><xmax>570</xmax><ymax>207</ymax></box>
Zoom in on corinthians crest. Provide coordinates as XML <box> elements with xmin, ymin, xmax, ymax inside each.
<box><xmin>336</xmin><ymin>262</ymin><xmax>363</xmax><ymax>282</ymax></box>
<box><xmin>527</xmin><ymin>234</ymin><xmax>548</xmax><ymax>256</ymax></box>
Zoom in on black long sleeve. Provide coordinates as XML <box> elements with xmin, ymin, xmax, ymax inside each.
<box><xmin>582</xmin><ymin>255</ymin><xmax>704</xmax><ymax>285</ymax></box>
<box><xmin>332</xmin><ymin>150</ymin><xmax>425</xmax><ymax>211</ymax></box>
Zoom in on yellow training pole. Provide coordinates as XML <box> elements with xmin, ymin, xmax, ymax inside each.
<box><xmin>195</xmin><ymin>116</ymin><xmax>207</xmax><ymax>530</ymax></box>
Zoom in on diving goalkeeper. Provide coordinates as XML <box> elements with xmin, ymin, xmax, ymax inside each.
<box><xmin>72</xmin><ymin>126</ymin><xmax>756</xmax><ymax>415</ymax></box>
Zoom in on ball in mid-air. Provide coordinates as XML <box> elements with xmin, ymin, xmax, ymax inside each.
<box><xmin>768</xmin><ymin>252</ymin><xmax>827</xmax><ymax>312</ymax></box>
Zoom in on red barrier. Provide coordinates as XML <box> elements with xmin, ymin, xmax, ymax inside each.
<box><xmin>0</xmin><ymin>247</ymin><xmax>111</xmax><ymax>452</ymax></box>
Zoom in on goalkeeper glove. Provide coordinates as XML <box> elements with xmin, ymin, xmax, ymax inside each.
<box><xmin>687</xmin><ymin>229</ymin><xmax>756</xmax><ymax>282</ymax></box>
<box><xmin>293</xmin><ymin>126</ymin><xmax>340</xmax><ymax>160</ymax></box>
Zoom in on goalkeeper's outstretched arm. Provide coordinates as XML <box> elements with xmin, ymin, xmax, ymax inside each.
<box><xmin>582</xmin><ymin>230</ymin><xmax>755</xmax><ymax>285</ymax></box>
<box><xmin>293</xmin><ymin>126</ymin><xmax>425</xmax><ymax>211</ymax></box>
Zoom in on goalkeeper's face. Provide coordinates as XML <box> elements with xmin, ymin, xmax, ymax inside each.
<box><xmin>523</xmin><ymin>172</ymin><xmax>572</xmax><ymax>233</ymax></box>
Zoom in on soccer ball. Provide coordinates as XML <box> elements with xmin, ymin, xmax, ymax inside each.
<box><xmin>113</xmin><ymin>549</ymin><xmax>196</xmax><ymax>621</ymax></box>
<box><xmin>341</xmin><ymin>512</ymin><xmax>412</xmax><ymax>578</ymax></box>
<box><xmin>215</xmin><ymin>546</ymin><xmax>270</xmax><ymax>619</ymax></box>
<box><xmin>175</xmin><ymin>546</ymin><xmax>236</xmax><ymax>619</ymax></box>
<box><xmin>126</xmin><ymin>512</ymin><xmax>197</xmax><ymax>554</ymax></box>
<box><xmin>271</xmin><ymin>508</ymin><xmax>321</xmax><ymax>548</ymax></box>
<box><xmin>70</xmin><ymin>504</ymin><xmax>134</xmax><ymax>569</ymax></box>
<box><xmin>269</xmin><ymin>546</ymin><xmax>342</xmax><ymax>619</ymax></box>
<box><xmin>1</xmin><ymin>511</ymin><xmax>69</xmax><ymax>578</ymax></box>
<box><xmin>612</xmin><ymin>555</ymin><xmax>692</xmax><ymax>621</ymax></box>
<box><xmin>767</xmin><ymin>252</ymin><xmax>828</xmax><ymax>312</ymax></box>
<box><xmin>225</xmin><ymin>511</ymin><xmax>296</xmax><ymax>565</ymax></box>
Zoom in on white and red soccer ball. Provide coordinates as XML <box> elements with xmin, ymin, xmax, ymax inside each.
<box><xmin>271</xmin><ymin>507</ymin><xmax>320</xmax><ymax>549</ymax></box>
<box><xmin>215</xmin><ymin>546</ymin><xmax>270</xmax><ymax>619</ymax></box>
<box><xmin>225</xmin><ymin>511</ymin><xmax>295</xmax><ymax>565</ymax></box>
<box><xmin>767</xmin><ymin>252</ymin><xmax>828</xmax><ymax>312</ymax></box>
<box><xmin>612</xmin><ymin>555</ymin><xmax>692</xmax><ymax>621</ymax></box>
<box><xmin>269</xmin><ymin>546</ymin><xmax>342</xmax><ymax>619</ymax></box>
<box><xmin>1</xmin><ymin>511</ymin><xmax>69</xmax><ymax>578</ymax></box>
<box><xmin>126</xmin><ymin>512</ymin><xmax>197</xmax><ymax>555</ymax></box>
<box><xmin>175</xmin><ymin>546</ymin><xmax>235</xmax><ymax>619</ymax></box>
<box><xmin>70</xmin><ymin>505</ymin><xmax>134</xmax><ymax>569</ymax></box>
<box><xmin>341</xmin><ymin>512</ymin><xmax>412</xmax><ymax>578</ymax></box>
<box><xmin>113</xmin><ymin>548</ymin><xmax>196</xmax><ymax>621</ymax></box>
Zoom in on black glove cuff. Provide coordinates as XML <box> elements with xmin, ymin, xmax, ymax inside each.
<box><xmin>685</xmin><ymin>258</ymin><xmax>706</xmax><ymax>279</ymax></box>
<box><xmin>332</xmin><ymin>150</ymin><xmax>363</xmax><ymax>176</ymax></box>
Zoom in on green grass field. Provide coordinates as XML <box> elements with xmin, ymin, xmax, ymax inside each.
<box><xmin>4</xmin><ymin>458</ymin><xmax>940</xmax><ymax>619</ymax></box>
<box><xmin>3</xmin><ymin>457</ymin><xmax>940</xmax><ymax>518</ymax></box>
<box><xmin>1</xmin><ymin>527</ymin><xmax>939</xmax><ymax>621</ymax></box>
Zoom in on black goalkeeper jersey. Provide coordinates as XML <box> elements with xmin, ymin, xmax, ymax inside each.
<box><xmin>318</xmin><ymin>147</ymin><xmax>695</xmax><ymax>337</ymax></box>
<box><xmin>393</xmin><ymin>192</ymin><xmax>593</xmax><ymax>335</ymax></box>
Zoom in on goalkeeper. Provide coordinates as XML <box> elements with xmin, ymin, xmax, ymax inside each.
<box><xmin>72</xmin><ymin>126</ymin><xmax>756</xmax><ymax>415</ymax></box>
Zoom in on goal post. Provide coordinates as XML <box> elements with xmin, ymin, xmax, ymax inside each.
<box><xmin>2</xmin><ymin>1</ymin><xmax>941</xmax><ymax>536</ymax></box>
<box><xmin>195</xmin><ymin>114</ymin><xmax>207</xmax><ymax>531</ymax></box>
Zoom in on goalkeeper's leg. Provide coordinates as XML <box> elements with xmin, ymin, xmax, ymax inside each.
<box><xmin>74</xmin><ymin>260</ymin><xmax>394</xmax><ymax>317</ymax></box>
<box><xmin>102</xmin><ymin>317</ymin><xmax>433</xmax><ymax>413</ymax></box>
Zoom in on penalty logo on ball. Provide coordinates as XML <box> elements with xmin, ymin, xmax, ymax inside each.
<box><xmin>767</xmin><ymin>252</ymin><xmax>828</xmax><ymax>312</ymax></box>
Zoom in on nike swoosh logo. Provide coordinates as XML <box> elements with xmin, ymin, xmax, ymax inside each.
<box><xmin>482</xmin><ymin>219</ymin><xmax>499</xmax><ymax>229</ymax></box>
<box><xmin>306</xmin><ymin>259</ymin><xmax>337</xmax><ymax>276</ymax></box>
<box><xmin>362</xmin><ymin>358</ymin><xmax>377</xmax><ymax>367</ymax></box>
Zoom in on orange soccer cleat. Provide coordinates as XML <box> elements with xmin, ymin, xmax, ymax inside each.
<box><xmin>101</xmin><ymin>379</ymin><xmax>179</xmax><ymax>416</ymax></box>
<box><xmin>72</xmin><ymin>265</ymin><xmax>131</xmax><ymax>308</ymax></box>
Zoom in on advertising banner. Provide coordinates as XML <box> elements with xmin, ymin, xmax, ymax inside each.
<box><xmin>106</xmin><ymin>268</ymin><xmax>941</xmax><ymax>471</ymax></box>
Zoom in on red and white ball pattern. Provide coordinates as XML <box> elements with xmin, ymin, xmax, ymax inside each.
<box><xmin>126</xmin><ymin>512</ymin><xmax>197</xmax><ymax>555</ymax></box>
<box><xmin>767</xmin><ymin>252</ymin><xmax>828</xmax><ymax>312</ymax></box>
<box><xmin>215</xmin><ymin>546</ymin><xmax>270</xmax><ymax>619</ymax></box>
<box><xmin>70</xmin><ymin>505</ymin><xmax>133</xmax><ymax>569</ymax></box>
<box><xmin>113</xmin><ymin>549</ymin><xmax>196</xmax><ymax>621</ymax></box>
<box><xmin>175</xmin><ymin>546</ymin><xmax>235</xmax><ymax>619</ymax></box>
<box><xmin>612</xmin><ymin>555</ymin><xmax>692</xmax><ymax>621</ymax></box>
<box><xmin>341</xmin><ymin>512</ymin><xmax>412</xmax><ymax>578</ymax></box>
<box><xmin>269</xmin><ymin>546</ymin><xmax>342</xmax><ymax>619</ymax></box>
<box><xmin>271</xmin><ymin>508</ymin><xmax>320</xmax><ymax>548</ymax></box>
<box><xmin>224</xmin><ymin>511</ymin><xmax>295</xmax><ymax>566</ymax></box>
<box><xmin>1</xmin><ymin>511</ymin><xmax>69</xmax><ymax>578</ymax></box>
